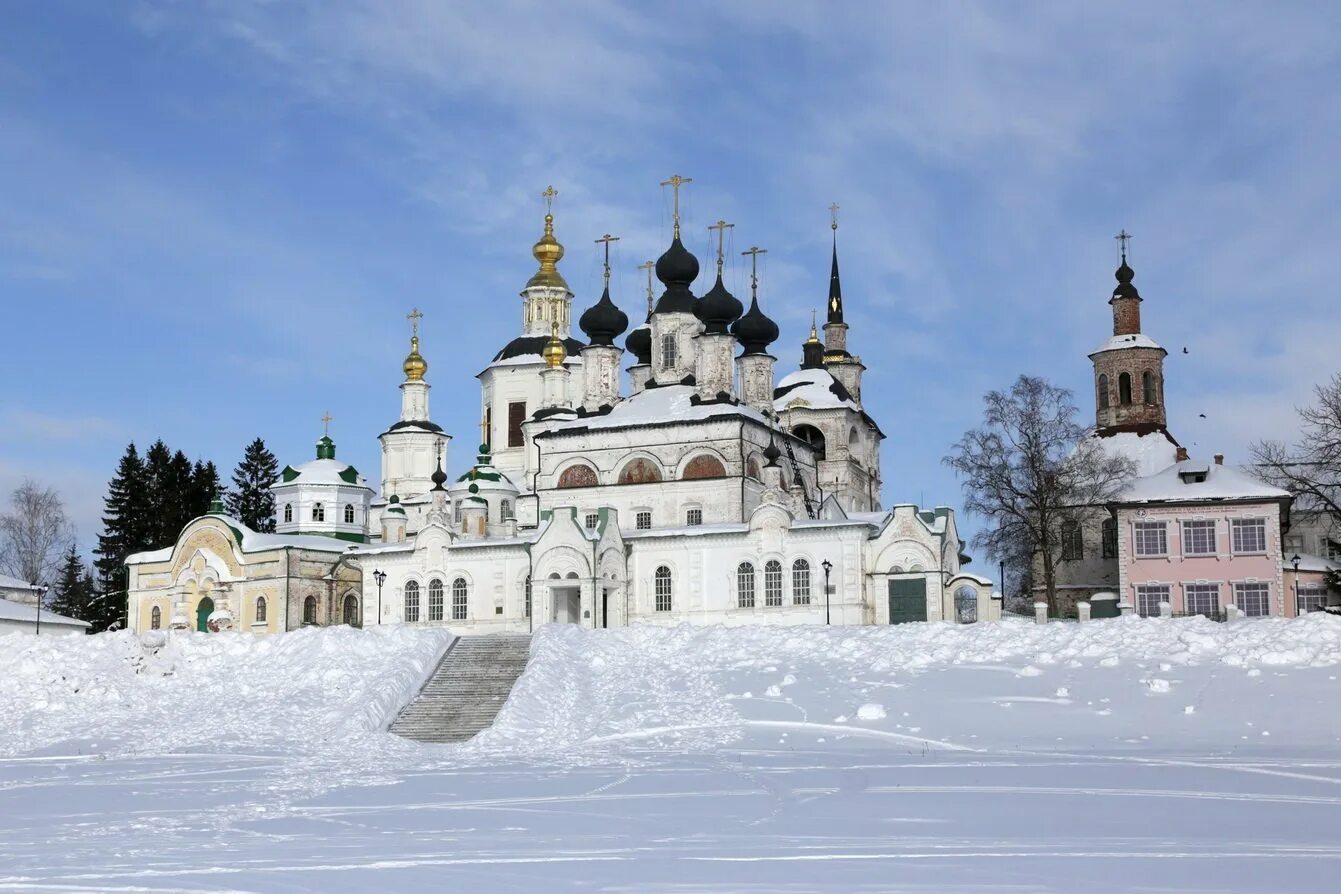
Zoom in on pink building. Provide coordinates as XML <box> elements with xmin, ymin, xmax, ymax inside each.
<box><xmin>1110</xmin><ymin>455</ymin><xmax>1296</xmax><ymax>618</ymax></box>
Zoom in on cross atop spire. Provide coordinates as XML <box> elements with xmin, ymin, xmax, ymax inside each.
<box><xmin>829</xmin><ymin>202</ymin><xmax>840</xmax><ymax>231</ymax></box>
<box><xmin>321</xmin><ymin>410</ymin><xmax>333</xmax><ymax>436</ymax></box>
<box><xmin>660</xmin><ymin>174</ymin><xmax>692</xmax><ymax>238</ymax></box>
<box><xmin>594</xmin><ymin>233</ymin><xmax>620</xmax><ymax>288</ymax></box>
<box><xmin>827</xmin><ymin>207</ymin><xmax>845</xmax><ymax>324</ymax></box>
<box><xmin>741</xmin><ymin>245</ymin><xmax>768</xmax><ymax>300</ymax></box>
<box><xmin>1115</xmin><ymin>228</ymin><xmax>1131</xmax><ymax>262</ymax></box>
<box><xmin>708</xmin><ymin>219</ymin><xmax>734</xmax><ymax>275</ymax></box>
<box><xmin>542</xmin><ymin>184</ymin><xmax>558</xmax><ymax>216</ymax></box>
<box><xmin>406</xmin><ymin>307</ymin><xmax>423</xmax><ymax>338</ymax></box>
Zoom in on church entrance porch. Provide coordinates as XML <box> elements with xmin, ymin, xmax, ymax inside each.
<box><xmin>887</xmin><ymin>579</ymin><xmax>927</xmax><ymax>624</ymax></box>
<box><xmin>195</xmin><ymin>596</ymin><xmax>215</xmax><ymax>632</ymax></box>
<box><xmin>551</xmin><ymin>586</ymin><xmax>581</xmax><ymax>624</ymax></box>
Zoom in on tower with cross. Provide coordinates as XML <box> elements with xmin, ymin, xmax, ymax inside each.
<box><xmin>375</xmin><ymin>304</ymin><xmax>451</xmax><ymax>518</ymax></box>
<box><xmin>1089</xmin><ymin>228</ymin><xmax>1169</xmax><ymax>435</ymax></box>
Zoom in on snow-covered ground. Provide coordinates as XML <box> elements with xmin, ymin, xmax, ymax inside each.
<box><xmin>3</xmin><ymin>616</ymin><xmax>1341</xmax><ymax>892</ymax></box>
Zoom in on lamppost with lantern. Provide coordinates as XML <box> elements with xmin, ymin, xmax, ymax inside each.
<box><xmin>1292</xmin><ymin>554</ymin><xmax>1301</xmax><ymax>615</ymax></box>
<box><xmin>373</xmin><ymin>569</ymin><xmax>387</xmax><ymax>625</ymax></box>
<box><xmin>34</xmin><ymin>582</ymin><xmax>48</xmax><ymax>635</ymax></box>
<box><xmin>821</xmin><ymin>559</ymin><xmax>833</xmax><ymax>625</ymax></box>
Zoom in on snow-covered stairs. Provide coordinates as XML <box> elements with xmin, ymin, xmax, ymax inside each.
<box><xmin>389</xmin><ymin>634</ymin><xmax>533</xmax><ymax>744</ymax></box>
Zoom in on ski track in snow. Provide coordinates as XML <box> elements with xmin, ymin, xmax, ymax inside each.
<box><xmin>2</xmin><ymin>616</ymin><xmax>1341</xmax><ymax>891</ymax></box>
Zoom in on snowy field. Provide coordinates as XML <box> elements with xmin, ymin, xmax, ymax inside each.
<box><xmin>2</xmin><ymin>616</ymin><xmax>1341</xmax><ymax>892</ymax></box>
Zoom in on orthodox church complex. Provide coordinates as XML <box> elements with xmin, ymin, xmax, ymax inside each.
<box><xmin>124</xmin><ymin>181</ymin><xmax>1000</xmax><ymax>634</ymax></box>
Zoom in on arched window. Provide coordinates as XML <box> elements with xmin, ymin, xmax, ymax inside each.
<box><xmin>283</xmin><ymin>503</ymin><xmax>293</xmax><ymax>523</ymax></box>
<box><xmin>682</xmin><ymin>455</ymin><xmax>727</xmax><ymax>480</ymax></box>
<box><xmin>451</xmin><ymin>578</ymin><xmax>468</xmax><ymax>620</ymax></box>
<box><xmin>737</xmin><ymin>562</ymin><xmax>756</xmax><ymax>608</ymax></box>
<box><xmin>500</xmin><ymin>499</ymin><xmax>513</xmax><ymax>520</ymax></box>
<box><xmin>764</xmin><ymin>560</ymin><xmax>783</xmax><ymax>607</ymax></box>
<box><xmin>793</xmin><ymin>425</ymin><xmax>826</xmax><ymax>460</ymax></box>
<box><xmin>618</xmin><ymin>458</ymin><xmax>662</xmax><ymax>484</ymax></box>
<box><xmin>255</xmin><ymin>596</ymin><xmax>267</xmax><ymax>623</ymax></box>
<box><xmin>428</xmin><ymin>579</ymin><xmax>444</xmax><ymax>621</ymax></box>
<box><xmin>746</xmin><ymin>458</ymin><xmax>762</xmax><ymax>481</ymax></box>
<box><xmin>150</xmin><ymin>605</ymin><xmax>162</xmax><ymax>630</ymax></box>
<box><xmin>1097</xmin><ymin>374</ymin><xmax>1110</xmax><ymax>410</ymax></box>
<box><xmin>344</xmin><ymin>503</ymin><xmax>355</xmax><ymax>524</ymax></box>
<box><xmin>1102</xmin><ymin>517</ymin><xmax>1118</xmax><ymax>558</ymax></box>
<box><xmin>404</xmin><ymin>581</ymin><xmax>420</xmax><ymax>622</ymax></box>
<box><xmin>303</xmin><ymin>595</ymin><xmax>317</xmax><ymax>625</ymax></box>
<box><xmin>558</xmin><ymin>463</ymin><xmax>598</xmax><ymax>488</ymax></box>
<box><xmin>1142</xmin><ymin>370</ymin><xmax>1157</xmax><ymax>405</ymax></box>
<box><xmin>312</xmin><ymin>502</ymin><xmax>325</xmax><ymax>522</ymax></box>
<box><xmin>954</xmin><ymin>585</ymin><xmax>978</xmax><ymax>623</ymax></box>
<box><xmin>343</xmin><ymin>593</ymin><xmax>360</xmax><ymax>627</ymax></box>
<box><xmin>792</xmin><ymin>559</ymin><xmax>811</xmax><ymax>605</ymax></box>
<box><xmin>661</xmin><ymin>333</ymin><xmax>678</xmax><ymax>370</ymax></box>
<box><xmin>654</xmin><ymin>566</ymin><xmax>673</xmax><ymax>612</ymax></box>
<box><xmin>1118</xmin><ymin>372</ymin><xmax>1132</xmax><ymax>405</ymax></box>
<box><xmin>453</xmin><ymin>501</ymin><xmax>462</xmax><ymax>523</ymax></box>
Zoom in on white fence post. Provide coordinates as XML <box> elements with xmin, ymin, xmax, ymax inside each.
<box><xmin>1077</xmin><ymin>601</ymin><xmax>1091</xmax><ymax>622</ymax></box>
<box><xmin>1226</xmin><ymin>604</ymin><xmax>1243</xmax><ymax>621</ymax></box>
<box><xmin>1159</xmin><ymin>601</ymin><xmax>1172</xmax><ymax>618</ymax></box>
<box><xmin>1034</xmin><ymin>602</ymin><xmax>1048</xmax><ymax>625</ymax></box>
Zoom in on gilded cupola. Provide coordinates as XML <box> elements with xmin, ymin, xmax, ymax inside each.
<box><xmin>526</xmin><ymin>213</ymin><xmax>570</xmax><ymax>291</ymax></box>
<box><xmin>403</xmin><ymin>334</ymin><xmax>428</xmax><ymax>381</ymax></box>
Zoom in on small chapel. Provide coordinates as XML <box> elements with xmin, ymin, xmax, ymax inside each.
<box><xmin>125</xmin><ymin>180</ymin><xmax>1000</xmax><ymax>634</ymax></box>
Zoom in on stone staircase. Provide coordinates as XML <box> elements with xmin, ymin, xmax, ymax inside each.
<box><xmin>389</xmin><ymin>634</ymin><xmax>533</xmax><ymax>744</ymax></box>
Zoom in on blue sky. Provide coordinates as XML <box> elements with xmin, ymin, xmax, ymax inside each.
<box><xmin>2</xmin><ymin>2</ymin><xmax>1339</xmax><ymax>558</ymax></box>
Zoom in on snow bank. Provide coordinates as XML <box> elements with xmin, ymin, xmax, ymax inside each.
<box><xmin>0</xmin><ymin>625</ymin><xmax>452</xmax><ymax>760</ymax></box>
<box><xmin>478</xmin><ymin>614</ymin><xmax>1341</xmax><ymax>755</ymax></box>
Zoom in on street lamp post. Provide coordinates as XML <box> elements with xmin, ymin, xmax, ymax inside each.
<box><xmin>1291</xmin><ymin>554</ymin><xmax>1301</xmax><ymax>615</ymax></box>
<box><xmin>373</xmin><ymin>569</ymin><xmax>387</xmax><ymax>625</ymax></box>
<box><xmin>34</xmin><ymin>583</ymin><xmax>48</xmax><ymax>636</ymax></box>
<box><xmin>821</xmin><ymin>559</ymin><xmax>833</xmax><ymax>625</ymax></box>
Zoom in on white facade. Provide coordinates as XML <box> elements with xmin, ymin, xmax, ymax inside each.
<box><xmin>0</xmin><ymin>596</ymin><xmax>91</xmax><ymax>637</ymax></box>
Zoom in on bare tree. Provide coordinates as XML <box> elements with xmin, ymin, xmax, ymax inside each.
<box><xmin>945</xmin><ymin>375</ymin><xmax>1135</xmax><ymax>616</ymax></box>
<box><xmin>1251</xmin><ymin>373</ymin><xmax>1341</xmax><ymax>521</ymax></box>
<box><xmin>0</xmin><ymin>478</ymin><xmax>73</xmax><ymax>588</ymax></box>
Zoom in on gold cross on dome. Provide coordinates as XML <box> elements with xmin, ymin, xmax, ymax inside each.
<box><xmin>659</xmin><ymin>173</ymin><xmax>692</xmax><ymax>237</ymax></box>
<box><xmin>321</xmin><ymin>411</ymin><xmax>333</xmax><ymax>436</ymax></box>
<box><xmin>1115</xmin><ymin>229</ymin><xmax>1131</xmax><ymax>260</ymax></box>
<box><xmin>594</xmin><ymin>233</ymin><xmax>621</xmax><ymax>286</ymax></box>
<box><xmin>707</xmin><ymin>219</ymin><xmax>734</xmax><ymax>274</ymax></box>
<box><xmin>406</xmin><ymin>307</ymin><xmax>423</xmax><ymax>338</ymax></box>
<box><xmin>542</xmin><ymin>185</ymin><xmax>558</xmax><ymax>215</ymax></box>
<box><xmin>829</xmin><ymin>202</ymin><xmax>840</xmax><ymax>231</ymax></box>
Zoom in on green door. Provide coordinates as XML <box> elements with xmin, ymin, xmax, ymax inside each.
<box><xmin>196</xmin><ymin>596</ymin><xmax>214</xmax><ymax>632</ymax></box>
<box><xmin>888</xmin><ymin>579</ymin><xmax>927</xmax><ymax>624</ymax></box>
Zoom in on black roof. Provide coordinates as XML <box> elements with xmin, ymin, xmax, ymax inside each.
<box><xmin>578</xmin><ymin>285</ymin><xmax>630</xmax><ymax>346</ymax></box>
<box><xmin>652</xmin><ymin>236</ymin><xmax>699</xmax><ymax>314</ymax></box>
<box><xmin>492</xmin><ymin>335</ymin><xmax>587</xmax><ymax>362</ymax></box>
<box><xmin>381</xmin><ymin>419</ymin><xmax>445</xmax><ymax>434</ymax></box>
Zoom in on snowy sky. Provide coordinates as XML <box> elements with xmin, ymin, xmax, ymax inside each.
<box><xmin>2</xmin><ymin>2</ymin><xmax>1339</xmax><ymax>557</ymax></box>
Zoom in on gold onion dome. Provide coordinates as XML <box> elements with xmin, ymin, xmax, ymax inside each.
<box><xmin>526</xmin><ymin>213</ymin><xmax>570</xmax><ymax>290</ymax></box>
<box><xmin>403</xmin><ymin>335</ymin><xmax>428</xmax><ymax>381</ymax></box>
<box><xmin>542</xmin><ymin>323</ymin><xmax>568</xmax><ymax>368</ymax></box>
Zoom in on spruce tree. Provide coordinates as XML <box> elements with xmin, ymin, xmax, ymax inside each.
<box><xmin>141</xmin><ymin>440</ymin><xmax>174</xmax><ymax>546</ymax></box>
<box><xmin>48</xmin><ymin>543</ymin><xmax>93</xmax><ymax>621</ymax></box>
<box><xmin>161</xmin><ymin>449</ymin><xmax>196</xmax><ymax>543</ymax></box>
<box><xmin>227</xmin><ymin>438</ymin><xmax>279</xmax><ymax>532</ymax></box>
<box><xmin>94</xmin><ymin>443</ymin><xmax>147</xmax><ymax>630</ymax></box>
<box><xmin>190</xmin><ymin>459</ymin><xmax>221</xmax><ymax>517</ymax></box>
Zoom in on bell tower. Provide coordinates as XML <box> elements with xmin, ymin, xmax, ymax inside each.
<box><xmin>1089</xmin><ymin>231</ymin><xmax>1168</xmax><ymax>434</ymax></box>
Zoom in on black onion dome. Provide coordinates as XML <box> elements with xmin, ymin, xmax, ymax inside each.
<box><xmin>430</xmin><ymin>458</ymin><xmax>448</xmax><ymax>491</ymax></box>
<box><xmin>1112</xmin><ymin>258</ymin><xmax>1140</xmax><ymax>301</ymax></box>
<box><xmin>625</xmin><ymin>321</ymin><xmax>651</xmax><ymax>364</ymax></box>
<box><xmin>579</xmin><ymin>285</ymin><xmax>629</xmax><ymax>346</ymax></box>
<box><xmin>695</xmin><ymin>273</ymin><xmax>744</xmax><ymax>334</ymax></box>
<box><xmin>732</xmin><ymin>295</ymin><xmax>779</xmax><ymax>355</ymax></box>
<box><xmin>763</xmin><ymin>437</ymin><xmax>782</xmax><ymax>467</ymax></box>
<box><xmin>652</xmin><ymin>236</ymin><xmax>700</xmax><ymax>314</ymax></box>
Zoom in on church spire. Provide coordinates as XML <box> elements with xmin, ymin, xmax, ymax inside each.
<box><xmin>526</xmin><ymin>186</ymin><xmax>569</xmax><ymax>291</ymax></box>
<box><xmin>403</xmin><ymin>307</ymin><xmax>427</xmax><ymax>382</ymax></box>
<box><xmin>827</xmin><ymin>203</ymin><xmax>843</xmax><ymax>324</ymax></box>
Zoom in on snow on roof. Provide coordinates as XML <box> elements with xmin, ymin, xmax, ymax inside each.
<box><xmin>274</xmin><ymin>458</ymin><xmax>372</xmax><ymax>490</ymax></box>
<box><xmin>0</xmin><ymin>597</ymin><xmax>90</xmax><ymax>627</ymax></box>
<box><xmin>1090</xmin><ymin>332</ymin><xmax>1163</xmax><ymax>355</ymax></box>
<box><xmin>126</xmin><ymin>515</ymin><xmax>357</xmax><ymax>564</ymax></box>
<box><xmin>0</xmin><ymin>573</ymin><xmax>39</xmax><ymax>592</ymax></box>
<box><xmin>1116</xmin><ymin>460</ymin><xmax>1291</xmax><ymax>505</ymax></box>
<box><xmin>1093</xmin><ymin>430</ymin><xmax>1181</xmax><ymax>477</ymax></box>
<box><xmin>1285</xmin><ymin>553</ymin><xmax>1341</xmax><ymax>573</ymax></box>
<box><xmin>773</xmin><ymin>368</ymin><xmax>859</xmax><ymax>412</ymax></box>
<box><xmin>540</xmin><ymin>384</ymin><xmax>774</xmax><ymax>434</ymax></box>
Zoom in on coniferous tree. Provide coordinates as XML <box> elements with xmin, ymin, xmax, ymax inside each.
<box><xmin>161</xmin><ymin>449</ymin><xmax>197</xmax><ymax>543</ymax></box>
<box><xmin>190</xmin><ymin>459</ymin><xmax>222</xmax><ymax>516</ymax></box>
<box><xmin>141</xmin><ymin>440</ymin><xmax>174</xmax><ymax>546</ymax></box>
<box><xmin>48</xmin><ymin>543</ymin><xmax>94</xmax><ymax>621</ymax></box>
<box><xmin>227</xmin><ymin>438</ymin><xmax>279</xmax><ymax>531</ymax></box>
<box><xmin>94</xmin><ymin>443</ymin><xmax>147</xmax><ymax>630</ymax></box>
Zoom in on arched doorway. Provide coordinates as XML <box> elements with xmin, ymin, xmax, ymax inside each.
<box><xmin>793</xmin><ymin>424</ymin><xmax>825</xmax><ymax>460</ymax></box>
<box><xmin>343</xmin><ymin>593</ymin><xmax>360</xmax><ymax>627</ymax></box>
<box><xmin>196</xmin><ymin>596</ymin><xmax>215</xmax><ymax>632</ymax></box>
<box><xmin>954</xmin><ymin>585</ymin><xmax>978</xmax><ymax>624</ymax></box>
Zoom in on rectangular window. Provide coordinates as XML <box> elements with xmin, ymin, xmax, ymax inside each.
<box><xmin>484</xmin><ymin>406</ymin><xmax>493</xmax><ymax>449</ymax></box>
<box><xmin>584</xmin><ymin>513</ymin><xmax>600</xmax><ymax>530</ymax></box>
<box><xmin>792</xmin><ymin>561</ymin><xmax>811</xmax><ymax>605</ymax></box>
<box><xmin>764</xmin><ymin>562</ymin><xmax>783</xmax><ymax>607</ymax></box>
<box><xmin>1134</xmin><ymin>522</ymin><xmax>1168</xmax><ymax>557</ymax></box>
<box><xmin>1181</xmin><ymin>520</ymin><xmax>1217</xmax><ymax>556</ymax></box>
<box><xmin>1231</xmin><ymin>518</ymin><xmax>1267</xmax><ymax>554</ymax></box>
<box><xmin>636</xmin><ymin>510</ymin><xmax>652</xmax><ymax>530</ymax></box>
<box><xmin>1184</xmin><ymin>583</ymin><xmax>1220</xmax><ymax>617</ymax></box>
<box><xmin>654</xmin><ymin>569</ymin><xmax>673</xmax><ymax>612</ymax></box>
<box><xmin>1234</xmin><ymin>581</ymin><xmax>1270</xmax><ymax>617</ymax></box>
<box><xmin>1297</xmin><ymin>583</ymin><xmax>1328</xmax><ymax>614</ymax></box>
<box><xmin>1135</xmin><ymin>584</ymin><xmax>1169</xmax><ymax>617</ymax></box>
<box><xmin>686</xmin><ymin>508</ymin><xmax>703</xmax><ymax>526</ymax></box>
<box><xmin>1324</xmin><ymin>539</ymin><xmax>1341</xmax><ymax>561</ymax></box>
<box><xmin>428</xmin><ymin>581</ymin><xmax>444</xmax><ymax>621</ymax></box>
<box><xmin>1102</xmin><ymin>518</ymin><xmax>1118</xmax><ymax>559</ymax></box>
<box><xmin>451</xmin><ymin>581</ymin><xmax>468</xmax><ymax>621</ymax></box>
<box><xmin>661</xmin><ymin>334</ymin><xmax>677</xmax><ymax>370</ymax></box>
<box><xmin>1061</xmin><ymin>523</ymin><xmax>1084</xmax><ymax>561</ymax></box>
<box><xmin>507</xmin><ymin>401</ymin><xmax>526</xmax><ymax>448</ymax></box>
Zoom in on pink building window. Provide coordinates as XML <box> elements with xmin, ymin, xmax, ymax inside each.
<box><xmin>1234</xmin><ymin>582</ymin><xmax>1270</xmax><ymax>616</ymax></box>
<box><xmin>1135</xmin><ymin>584</ymin><xmax>1169</xmax><ymax>617</ymax></box>
<box><xmin>1184</xmin><ymin>583</ymin><xmax>1220</xmax><ymax>617</ymax></box>
<box><xmin>1297</xmin><ymin>583</ymin><xmax>1328</xmax><ymax>614</ymax></box>
<box><xmin>1231</xmin><ymin>519</ymin><xmax>1267</xmax><ymax>554</ymax></box>
<box><xmin>1181</xmin><ymin>520</ymin><xmax>1217</xmax><ymax>556</ymax></box>
<box><xmin>1133</xmin><ymin>522</ymin><xmax>1167</xmax><ymax>557</ymax></box>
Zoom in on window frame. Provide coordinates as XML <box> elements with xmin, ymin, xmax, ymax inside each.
<box><xmin>1297</xmin><ymin>582</ymin><xmax>1328</xmax><ymax>614</ymax></box>
<box><xmin>507</xmin><ymin>401</ymin><xmax>527</xmax><ymax>448</ymax></box>
<box><xmin>428</xmin><ymin>578</ymin><xmax>444</xmax><ymax>621</ymax></box>
<box><xmin>1180</xmin><ymin>519</ymin><xmax>1217</xmax><ymax>557</ymax></box>
<box><xmin>451</xmin><ymin>578</ymin><xmax>468</xmax><ymax>621</ymax></box>
<box><xmin>1133</xmin><ymin>521</ymin><xmax>1168</xmax><ymax>557</ymax></box>
<box><xmin>1234</xmin><ymin>581</ymin><xmax>1270</xmax><ymax>617</ymax></box>
<box><xmin>686</xmin><ymin>507</ymin><xmax>703</xmax><ymax>527</ymax></box>
<box><xmin>312</xmin><ymin>502</ymin><xmax>325</xmax><ymax>522</ymax></box>
<box><xmin>1097</xmin><ymin>374</ymin><xmax>1110</xmax><ymax>410</ymax></box>
<box><xmin>737</xmin><ymin>562</ymin><xmax>755</xmax><ymax>608</ymax></box>
<box><xmin>1101</xmin><ymin>517</ymin><xmax>1118</xmax><ymax>558</ymax></box>
<box><xmin>303</xmin><ymin>595</ymin><xmax>317</xmax><ymax>625</ymax></box>
<box><xmin>792</xmin><ymin>559</ymin><xmax>811</xmax><ymax>605</ymax></box>
<box><xmin>283</xmin><ymin>503</ymin><xmax>292</xmax><ymax>523</ymax></box>
<box><xmin>150</xmin><ymin>605</ymin><xmax>161</xmax><ymax>630</ymax></box>
<box><xmin>255</xmin><ymin>595</ymin><xmax>267</xmax><ymax>623</ymax></box>
<box><xmin>404</xmin><ymin>581</ymin><xmax>420</xmax><ymax>622</ymax></box>
<box><xmin>1060</xmin><ymin>522</ymin><xmax>1084</xmax><ymax>561</ymax></box>
<box><xmin>1134</xmin><ymin>583</ymin><xmax>1169</xmax><ymax>617</ymax></box>
<box><xmin>764</xmin><ymin>559</ymin><xmax>783</xmax><ymax>607</ymax></box>
<box><xmin>1119</xmin><ymin>372</ymin><xmax>1133</xmax><ymax>405</ymax></box>
<box><xmin>654</xmin><ymin>566</ymin><xmax>673</xmax><ymax>612</ymax></box>
<box><xmin>344</xmin><ymin>503</ymin><xmax>355</xmax><ymax>524</ymax></box>
<box><xmin>635</xmin><ymin>510</ymin><xmax>652</xmax><ymax>531</ymax></box>
<box><xmin>1230</xmin><ymin>518</ymin><xmax>1267</xmax><ymax>555</ymax></box>
<box><xmin>661</xmin><ymin>333</ymin><xmax>677</xmax><ymax>370</ymax></box>
<box><xmin>584</xmin><ymin>512</ymin><xmax>600</xmax><ymax>530</ymax></box>
<box><xmin>1183</xmin><ymin>582</ymin><xmax>1220</xmax><ymax>617</ymax></box>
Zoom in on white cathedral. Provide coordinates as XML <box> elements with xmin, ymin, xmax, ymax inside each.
<box><xmin>125</xmin><ymin>186</ymin><xmax>1000</xmax><ymax>635</ymax></box>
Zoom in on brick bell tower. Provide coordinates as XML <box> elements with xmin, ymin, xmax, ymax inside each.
<box><xmin>1088</xmin><ymin>231</ymin><xmax>1168</xmax><ymax>435</ymax></box>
